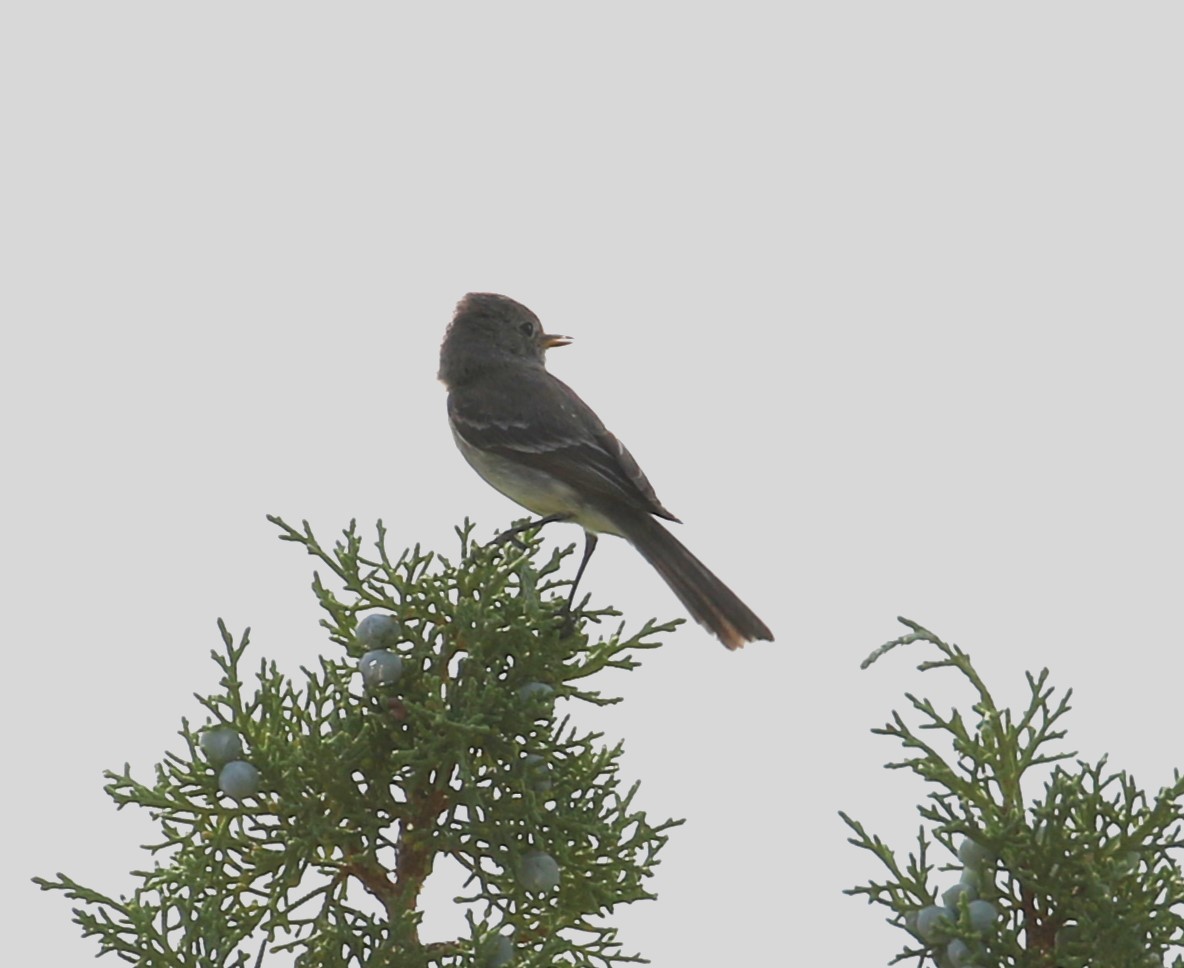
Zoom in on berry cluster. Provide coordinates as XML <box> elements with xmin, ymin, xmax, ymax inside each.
<box><xmin>909</xmin><ymin>838</ymin><xmax>1000</xmax><ymax>967</ymax></box>
<box><xmin>200</xmin><ymin>727</ymin><xmax>260</xmax><ymax>801</ymax></box>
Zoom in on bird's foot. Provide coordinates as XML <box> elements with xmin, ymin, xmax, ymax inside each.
<box><xmin>488</xmin><ymin>529</ymin><xmax>529</xmax><ymax>551</ymax></box>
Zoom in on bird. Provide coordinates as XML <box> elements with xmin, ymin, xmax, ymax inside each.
<box><xmin>437</xmin><ymin>292</ymin><xmax>773</xmax><ymax>650</ymax></box>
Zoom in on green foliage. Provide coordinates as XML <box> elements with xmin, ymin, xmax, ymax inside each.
<box><xmin>842</xmin><ymin>617</ymin><xmax>1184</xmax><ymax>968</ymax></box>
<box><xmin>35</xmin><ymin>518</ymin><xmax>682</xmax><ymax>967</ymax></box>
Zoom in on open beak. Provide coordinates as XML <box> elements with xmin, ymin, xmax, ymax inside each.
<box><xmin>541</xmin><ymin>333</ymin><xmax>573</xmax><ymax>349</ymax></box>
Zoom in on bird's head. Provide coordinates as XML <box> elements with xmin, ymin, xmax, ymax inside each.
<box><xmin>438</xmin><ymin>293</ymin><xmax>571</xmax><ymax>386</ymax></box>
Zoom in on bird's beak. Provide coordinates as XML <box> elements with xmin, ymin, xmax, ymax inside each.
<box><xmin>541</xmin><ymin>333</ymin><xmax>573</xmax><ymax>349</ymax></box>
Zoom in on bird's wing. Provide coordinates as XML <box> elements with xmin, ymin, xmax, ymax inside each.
<box><xmin>448</xmin><ymin>368</ymin><xmax>679</xmax><ymax>522</ymax></box>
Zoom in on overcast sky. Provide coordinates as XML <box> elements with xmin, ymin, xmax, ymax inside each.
<box><xmin>4</xmin><ymin>5</ymin><xmax>1182</xmax><ymax>965</ymax></box>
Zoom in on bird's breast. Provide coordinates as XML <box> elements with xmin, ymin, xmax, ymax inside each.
<box><xmin>450</xmin><ymin>427</ymin><xmax>625</xmax><ymax>537</ymax></box>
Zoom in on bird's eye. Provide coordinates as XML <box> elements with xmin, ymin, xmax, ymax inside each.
<box><xmin>519</xmin><ymin>322</ymin><xmax>534</xmax><ymax>336</ymax></box>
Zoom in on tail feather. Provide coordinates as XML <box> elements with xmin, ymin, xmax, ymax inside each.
<box><xmin>617</xmin><ymin>510</ymin><xmax>773</xmax><ymax>650</ymax></box>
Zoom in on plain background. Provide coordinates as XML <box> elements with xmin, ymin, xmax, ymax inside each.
<box><xmin>3</xmin><ymin>4</ymin><xmax>1182</xmax><ymax>964</ymax></box>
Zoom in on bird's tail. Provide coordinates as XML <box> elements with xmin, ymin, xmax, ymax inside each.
<box><xmin>618</xmin><ymin>510</ymin><xmax>773</xmax><ymax>650</ymax></box>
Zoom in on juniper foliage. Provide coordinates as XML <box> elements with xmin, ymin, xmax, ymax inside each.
<box><xmin>843</xmin><ymin>618</ymin><xmax>1184</xmax><ymax>968</ymax></box>
<box><xmin>35</xmin><ymin>518</ymin><xmax>682</xmax><ymax>967</ymax></box>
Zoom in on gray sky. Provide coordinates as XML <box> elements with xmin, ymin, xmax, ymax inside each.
<box><xmin>4</xmin><ymin>5</ymin><xmax>1182</xmax><ymax>964</ymax></box>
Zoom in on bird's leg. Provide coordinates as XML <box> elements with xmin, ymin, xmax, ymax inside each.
<box><xmin>489</xmin><ymin>512</ymin><xmax>569</xmax><ymax>550</ymax></box>
<box><xmin>561</xmin><ymin>531</ymin><xmax>598</xmax><ymax>637</ymax></box>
